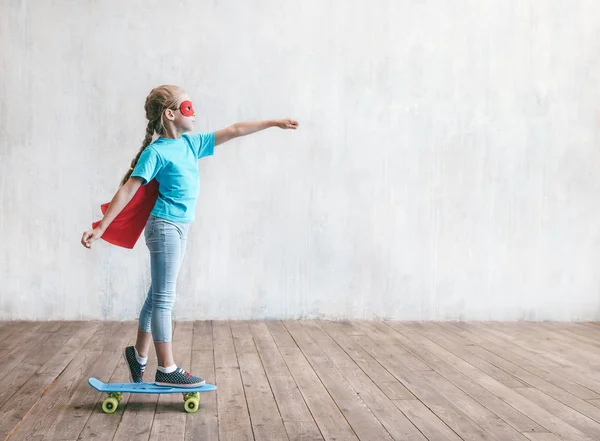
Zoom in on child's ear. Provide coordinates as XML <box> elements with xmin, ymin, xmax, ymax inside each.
<box><xmin>164</xmin><ymin>109</ymin><xmax>175</xmax><ymax>121</ymax></box>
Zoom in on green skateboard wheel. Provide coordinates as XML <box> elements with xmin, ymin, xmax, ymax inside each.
<box><xmin>184</xmin><ymin>397</ymin><xmax>199</xmax><ymax>413</ymax></box>
<box><xmin>102</xmin><ymin>397</ymin><xmax>119</xmax><ymax>414</ymax></box>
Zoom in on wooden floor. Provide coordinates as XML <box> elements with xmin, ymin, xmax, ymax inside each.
<box><xmin>2</xmin><ymin>321</ymin><xmax>600</xmax><ymax>440</ymax></box>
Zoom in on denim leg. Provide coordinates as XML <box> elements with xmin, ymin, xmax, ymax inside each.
<box><xmin>138</xmin><ymin>285</ymin><xmax>153</xmax><ymax>333</ymax></box>
<box><xmin>141</xmin><ymin>216</ymin><xmax>189</xmax><ymax>343</ymax></box>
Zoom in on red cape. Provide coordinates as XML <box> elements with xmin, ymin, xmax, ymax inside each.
<box><xmin>92</xmin><ymin>180</ymin><xmax>159</xmax><ymax>249</ymax></box>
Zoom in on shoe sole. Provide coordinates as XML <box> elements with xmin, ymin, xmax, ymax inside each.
<box><xmin>155</xmin><ymin>380</ymin><xmax>206</xmax><ymax>388</ymax></box>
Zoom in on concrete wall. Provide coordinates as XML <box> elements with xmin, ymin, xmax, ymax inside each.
<box><xmin>1</xmin><ymin>1</ymin><xmax>600</xmax><ymax>321</ymax></box>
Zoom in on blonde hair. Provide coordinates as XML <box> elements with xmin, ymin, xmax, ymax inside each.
<box><xmin>120</xmin><ymin>85</ymin><xmax>185</xmax><ymax>186</ymax></box>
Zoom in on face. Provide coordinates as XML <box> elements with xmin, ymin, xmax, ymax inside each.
<box><xmin>165</xmin><ymin>93</ymin><xmax>196</xmax><ymax>133</ymax></box>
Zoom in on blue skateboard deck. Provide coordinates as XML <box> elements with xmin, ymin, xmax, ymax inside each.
<box><xmin>89</xmin><ymin>377</ymin><xmax>216</xmax><ymax>394</ymax></box>
<box><xmin>89</xmin><ymin>377</ymin><xmax>216</xmax><ymax>413</ymax></box>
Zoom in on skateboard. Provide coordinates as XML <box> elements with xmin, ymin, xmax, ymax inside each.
<box><xmin>88</xmin><ymin>377</ymin><xmax>217</xmax><ymax>414</ymax></box>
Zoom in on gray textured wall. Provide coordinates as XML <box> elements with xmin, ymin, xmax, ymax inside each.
<box><xmin>2</xmin><ymin>1</ymin><xmax>600</xmax><ymax>321</ymax></box>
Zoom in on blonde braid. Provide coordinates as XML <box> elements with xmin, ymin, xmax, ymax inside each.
<box><xmin>120</xmin><ymin>121</ymin><xmax>155</xmax><ymax>186</ymax></box>
<box><xmin>120</xmin><ymin>85</ymin><xmax>184</xmax><ymax>186</ymax></box>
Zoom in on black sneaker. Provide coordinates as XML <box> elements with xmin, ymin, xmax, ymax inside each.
<box><xmin>123</xmin><ymin>346</ymin><xmax>145</xmax><ymax>383</ymax></box>
<box><xmin>155</xmin><ymin>367</ymin><xmax>205</xmax><ymax>388</ymax></box>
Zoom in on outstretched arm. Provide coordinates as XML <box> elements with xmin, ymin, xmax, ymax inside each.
<box><xmin>215</xmin><ymin>119</ymin><xmax>298</xmax><ymax>146</ymax></box>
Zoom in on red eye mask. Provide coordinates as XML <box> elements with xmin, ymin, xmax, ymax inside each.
<box><xmin>179</xmin><ymin>100</ymin><xmax>194</xmax><ymax>117</ymax></box>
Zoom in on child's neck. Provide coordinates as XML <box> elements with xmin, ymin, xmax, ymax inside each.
<box><xmin>162</xmin><ymin>126</ymin><xmax>185</xmax><ymax>139</ymax></box>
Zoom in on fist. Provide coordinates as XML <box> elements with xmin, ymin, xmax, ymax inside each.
<box><xmin>275</xmin><ymin>119</ymin><xmax>299</xmax><ymax>130</ymax></box>
<box><xmin>81</xmin><ymin>228</ymin><xmax>103</xmax><ymax>249</ymax></box>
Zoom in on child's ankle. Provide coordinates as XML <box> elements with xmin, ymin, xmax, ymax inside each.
<box><xmin>134</xmin><ymin>347</ymin><xmax>148</xmax><ymax>365</ymax></box>
<box><xmin>157</xmin><ymin>364</ymin><xmax>177</xmax><ymax>374</ymax></box>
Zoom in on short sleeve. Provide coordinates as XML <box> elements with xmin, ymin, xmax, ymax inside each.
<box><xmin>187</xmin><ymin>132</ymin><xmax>215</xmax><ymax>159</ymax></box>
<box><xmin>131</xmin><ymin>147</ymin><xmax>162</xmax><ymax>185</ymax></box>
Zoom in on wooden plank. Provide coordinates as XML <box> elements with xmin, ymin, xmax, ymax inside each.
<box><xmin>304</xmin><ymin>321</ymin><xmax>428</xmax><ymax>440</ymax></box>
<box><xmin>0</xmin><ymin>322</ymin><xmax>98</xmax><ymax>440</ymax></box>
<box><xmin>0</xmin><ymin>322</ymin><xmax>81</xmax><ymax>409</ymax></box>
<box><xmin>249</xmin><ymin>321</ymin><xmax>323</xmax><ymax>441</ymax></box>
<box><xmin>483</xmin><ymin>322</ymin><xmax>600</xmax><ymax>374</ymax></box>
<box><xmin>270</xmin><ymin>375</ymin><xmax>316</xmax><ymax>422</ymax></box>
<box><xmin>268</xmin><ymin>322</ymin><xmax>358</xmax><ymax>441</ymax></box>
<box><xmin>276</xmin><ymin>344</ymin><xmax>359</xmax><ymax>441</ymax></box>
<box><xmin>448</xmin><ymin>322</ymin><xmax>600</xmax><ymax>396</ymax></box>
<box><xmin>42</xmin><ymin>322</ymin><xmax>63</xmax><ymax>332</ymax></box>
<box><xmin>0</xmin><ymin>322</ymin><xmax>21</xmax><ymax>345</ymax></box>
<box><xmin>335</xmin><ymin>321</ymin><xmax>365</xmax><ymax>336</ymax></box>
<box><xmin>451</xmin><ymin>323</ymin><xmax>565</xmax><ymax>370</ymax></box>
<box><xmin>249</xmin><ymin>321</ymin><xmax>314</xmax><ymax>422</ymax></box>
<box><xmin>79</xmin><ymin>329</ymin><xmax>138</xmax><ymax>441</ymax></box>
<box><xmin>524</xmin><ymin>434</ymin><xmax>564</xmax><ymax>441</ymax></box>
<box><xmin>346</xmin><ymin>330</ymin><xmax>424</xmax><ymax>383</ymax></box>
<box><xmin>0</xmin><ymin>373</ymin><xmax>56</xmax><ymax>441</ymax></box>
<box><xmin>267</xmin><ymin>320</ymin><xmax>298</xmax><ymax>348</ymax></box>
<box><xmin>0</xmin><ymin>322</ymin><xmax>44</xmax><ymax>356</ymax></box>
<box><xmin>350</xmin><ymin>323</ymin><xmax>431</xmax><ymax>372</ymax></box>
<box><xmin>2</xmin><ymin>322</ymin><xmax>102</xmax><ymax>441</ymax></box>
<box><xmin>519</xmin><ymin>323</ymin><xmax>600</xmax><ymax>367</ymax></box>
<box><xmin>0</xmin><ymin>322</ymin><xmax>61</xmax><ymax>349</ymax></box>
<box><xmin>361</xmin><ymin>322</ymin><xmax>544</xmax><ymax>433</ymax></box>
<box><xmin>418</xmin><ymin>370</ymin><xmax>529</xmax><ymax>441</ymax></box>
<box><xmin>318</xmin><ymin>321</ymin><xmax>415</xmax><ymax>400</ymax></box>
<box><xmin>392</xmin><ymin>399</ymin><xmax>463</xmax><ymax>441</ymax></box>
<box><xmin>588</xmin><ymin>399</ymin><xmax>600</xmax><ymax>409</ymax></box>
<box><xmin>0</xmin><ymin>323</ymin><xmax>55</xmax><ymax>376</ymax></box>
<box><xmin>352</xmin><ymin>322</ymin><xmax>519</xmax><ymax>440</ymax></box>
<box><xmin>36</xmin><ymin>322</ymin><xmax>101</xmax><ymax>377</ymax></box>
<box><xmin>231</xmin><ymin>320</ymin><xmax>289</xmax><ymax>441</ymax></box>
<box><xmin>387</xmin><ymin>369</ymin><xmax>495</xmax><ymax>441</ymax></box>
<box><xmin>185</xmin><ymin>320</ymin><xmax>219</xmax><ymax>441</ymax></box>
<box><xmin>384</xmin><ymin>322</ymin><xmax>597</xmax><ymax>441</ymax></box>
<box><xmin>573</xmin><ymin>322</ymin><xmax>600</xmax><ymax>337</ymax></box>
<box><xmin>213</xmin><ymin>320</ymin><xmax>254</xmax><ymax>441</ymax></box>
<box><xmin>284</xmin><ymin>321</ymin><xmax>394</xmax><ymax>441</ymax></box>
<box><xmin>493</xmin><ymin>322</ymin><xmax>600</xmax><ymax>372</ymax></box>
<box><xmin>436</xmin><ymin>322</ymin><xmax>600</xmax><ymax>425</ymax></box>
<box><xmin>79</xmin><ymin>321</ymin><xmax>119</xmax><ymax>350</ymax></box>
<box><xmin>42</xmin><ymin>322</ymin><xmax>136</xmax><ymax>440</ymax></box>
<box><xmin>542</xmin><ymin>323</ymin><xmax>600</xmax><ymax>349</ymax></box>
<box><xmin>248</xmin><ymin>322</ymin><xmax>292</xmax><ymax>379</ymax></box>
<box><xmin>476</xmin><ymin>325</ymin><xmax>600</xmax><ymax>393</ymax></box>
<box><xmin>406</xmin><ymin>322</ymin><xmax>527</xmax><ymax>388</ymax></box>
<box><xmin>516</xmin><ymin>387</ymin><xmax>600</xmax><ymax>440</ymax></box>
<box><xmin>284</xmin><ymin>422</ymin><xmax>325</xmax><ymax>441</ymax></box>
<box><xmin>438</xmin><ymin>322</ymin><xmax>600</xmax><ymax>399</ymax></box>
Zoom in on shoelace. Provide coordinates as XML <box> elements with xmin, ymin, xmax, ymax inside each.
<box><xmin>177</xmin><ymin>368</ymin><xmax>192</xmax><ymax>378</ymax></box>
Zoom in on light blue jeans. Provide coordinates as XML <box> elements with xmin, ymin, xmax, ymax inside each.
<box><xmin>138</xmin><ymin>215</ymin><xmax>189</xmax><ymax>343</ymax></box>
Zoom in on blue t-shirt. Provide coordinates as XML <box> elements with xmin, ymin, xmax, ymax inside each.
<box><xmin>131</xmin><ymin>132</ymin><xmax>215</xmax><ymax>223</ymax></box>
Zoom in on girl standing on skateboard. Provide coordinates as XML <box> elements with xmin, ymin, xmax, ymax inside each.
<box><xmin>81</xmin><ymin>85</ymin><xmax>298</xmax><ymax>387</ymax></box>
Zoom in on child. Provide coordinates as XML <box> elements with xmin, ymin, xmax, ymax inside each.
<box><xmin>81</xmin><ymin>85</ymin><xmax>298</xmax><ymax>387</ymax></box>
